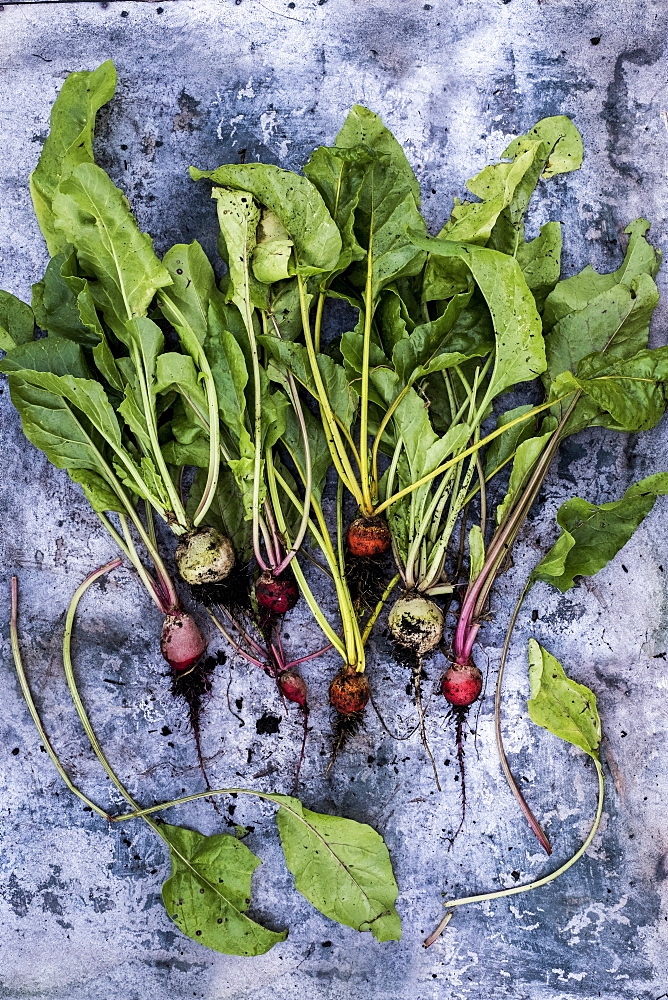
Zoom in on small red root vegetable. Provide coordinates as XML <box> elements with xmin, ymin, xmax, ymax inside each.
<box><xmin>255</xmin><ymin>571</ymin><xmax>299</xmax><ymax>614</ymax></box>
<box><xmin>160</xmin><ymin>612</ymin><xmax>207</xmax><ymax>673</ymax></box>
<box><xmin>346</xmin><ymin>516</ymin><xmax>391</xmax><ymax>558</ymax></box>
<box><xmin>278</xmin><ymin>669</ymin><xmax>307</xmax><ymax>708</ymax></box>
<box><xmin>441</xmin><ymin>661</ymin><xmax>483</xmax><ymax>707</ymax></box>
<box><xmin>329</xmin><ymin>666</ymin><xmax>370</xmax><ymax>714</ymax></box>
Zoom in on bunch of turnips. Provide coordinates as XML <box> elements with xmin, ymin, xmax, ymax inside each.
<box><xmin>4</xmin><ymin>61</ymin><xmax>668</xmax><ymax>953</ymax></box>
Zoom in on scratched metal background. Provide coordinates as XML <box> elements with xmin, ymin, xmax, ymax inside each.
<box><xmin>0</xmin><ymin>2</ymin><xmax>667</xmax><ymax>998</ymax></box>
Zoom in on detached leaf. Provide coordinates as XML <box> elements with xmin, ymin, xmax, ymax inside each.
<box><xmin>0</xmin><ymin>291</ymin><xmax>34</xmax><ymax>352</ymax></box>
<box><xmin>30</xmin><ymin>60</ymin><xmax>116</xmax><ymax>254</ymax></box>
<box><xmin>533</xmin><ymin>473</ymin><xmax>668</xmax><ymax>592</ymax></box>
<box><xmin>161</xmin><ymin>823</ymin><xmax>286</xmax><ymax>957</ymax></box>
<box><xmin>527</xmin><ymin>640</ymin><xmax>601</xmax><ymax>759</ymax></box>
<box><xmin>271</xmin><ymin>794</ymin><xmax>401</xmax><ymax>942</ymax></box>
<box><xmin>190</xmin><ymin>163</ymin><xmax>341</xmax><ymax>275</ymax></box>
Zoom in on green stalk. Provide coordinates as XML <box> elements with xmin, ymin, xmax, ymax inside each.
<box><xmin>267</xmin><ymin>463</ymin><xmax>346</xmax><ymax>658</ymax></box>
<box><xmin>10</xmin><ymin>576</ymin><xmax>111</xmax><ymax>820</ymax></box>
<box><xmin>130</xmin><ymin>341</ymin><xmax>189</xmax><ymax>532</ymax></box>
<box><xmin>359</xmin><ymin>236</ymin><xmax>374</xmax><ymax>513</ymax></box>
<box><xmin>297</xmin><ymin>275</ymin><xmax>363</xmax><ymax>507</ymax></box>
<box><xmin>375</xmin><ymin>396</ymin><xmax>570</xmax><ymax>515</ymax></box>
<box><xmin>424</xmin><ymin>757</ymin><xmax>604</xmax><ymax>946</ymax></box>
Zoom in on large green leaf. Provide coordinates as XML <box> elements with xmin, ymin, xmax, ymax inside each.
<box><xmin>271</xmin><ymin>794</ymin><xmax>401</xmax><ymax>942</ymax></box>
<box><xmin>30</xmin><ymin>61</ymin><xmax>116</xmax><ymax>254</ymax></box>
<box><xmin>423</xmin><ymin>116</ymin><xmax>581</xmax><ymax>299</ymax></box>
<box><xmin>211</xmin><ymin>187</ymin><xmax>266</xmax><ymax>315</ymax></box>
<box><xmin>161</xmin><ymin>823</ymin><xmax>286</xmax><ymax>957</ymax></box>
<box><xmin>410</xmin><ymin>236</ymin><xmax>546</xmax><ymax>402</ymax></box>
<box><xmin>516</xmin><ymin>221</ymin><xmax>562</xmax><ymax>312</ymax></box>
<box><xmin>0</xmin><ymin>334</ymin><xmax>88</xmax><ymax>379</ymax></box>
<box><xmin>303</xmin><ymin>145</ymin><xmax>372</xmax><ymax>273</ymax></box>
<box><xmin>527</xmin><ymin>641</ymin><xmax>600</xmax><ymax>759</ymax></box>
<box><xmin>347</xmin><ymin>154</ymin><xmax>427</xmax><ymax>300</ymax></box>
<box><xmin>190</xmin><ymin>163</ymin><xmax>341</xmax><ymax>275</ymax></box>
<box><xmin>551</xmin><ymin>346</ymin><xmax>668</xmax><ymax>433</ymax></box>
<box><xmin>533</xmin><ymin>473</ymin><xmax>668</xmax><ymax>592</ymax></box>
<box><xmin>52</xmin><ymin>163</ymin><xmax>172</xmax><ymax>333</ymax></box>
<box><xmin>0</xmin><ymin>291</ymin><xmax>34</xmax><ymax>352</ymax></box>
<box><xmin>159</xmin><ymin>241</ymin><xmax>221</xmax><ymax>351</ymax></box>
<box><xmin>334</xmin><ymin>104</ymin><xmax>420</xmax><ymax>204</ymax></box>
<box><xmin>543</xmin><ymin>218</ymin><xmax>660</xmax><ymax>334</ymax></box>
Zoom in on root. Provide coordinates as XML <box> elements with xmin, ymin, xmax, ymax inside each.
<box><xmin>171</xmin><ymin>655</ymin><xmax>222</xmax><ymax>814</ymax></box>
<box><xmin>188</xmin><ymin>562</ymin><xmax>252</xmax><ymax>618</ymax></box>
<box><xmin>327</xmin><ymin>709</ymin><xmax>366</xmax><ymax>772</ymax></box>
<box><xmin>345</xmin><ymin>553</ymin><xmax>389</xmax><ymax>611</ymax></box>
<box><xmin>292</xmin><ymin>707</ymin><xmax>309</xmax><ymax>793</ymax></box>
<box><xmin>413</xmin><ymin>657</ymin><xmax>441</xmax><ymax>791</ymax></box>
<box><xmin>448</xmin><ymin>709</ymin><xmax>468</xmax><ymax>849</ymax></box>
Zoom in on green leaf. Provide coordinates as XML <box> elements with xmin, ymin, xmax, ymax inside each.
<box><xmin>503</xmin><ymin>115</ymin><xmax>583</xmax><ymax>179</ymax></box>
<box><xmin>335</xmin><ymin>105</ymin><xmax>420</xmax><ymax>204</ymax></box>
<box><xmin>31</xmin><ymin>248</ymin><xmax>100</xmax><ymax>346</ymax></box>
<box><xmin>347</xmin><ymin>154</ymin><xmax>427</xmax><ymax>300</ymax></box>
<box><xmin>0</xmin><ymin>290</ymin><xmax>34</xmax><ymax>352</ymax></box>
<box><xmin>262</xmin><ymin>336</ymin><xmax>357</xmax><ymax>432</ymax></box>
<box><xmin>391</xmin><ymin>286</ymin><xmax>476</xmax><ymax>385</ymax></box>
<box><xmin>544</xmin><ymin>218</ymin><xmax>660</xmax><ymax>335</ymax></box>
<box><xmin>0</xmin><ymin>334</ymin><xmax>88</xmax><ymax>379</ymax></box>
<box><xmin>527</xmin><ymin>640</ymin><xmax>601</xmax><ymax>759</ymax></box>
<box><xmin>468</xmin><ymin>524</ymin><xmax>485</xmax><ymax>583</ymax></box>
<box><xmin>495</xmin><ymin>427</ymin><xmax>555</xmax><ymax>525</ymax></box>
<box><xmin>271</xmin><ymin>794</ymin><xmax>401</xmax><ymax>942</ymax></box>
<box><xmin>410</xmin><ymin>236</ymin><xmax>546</xmax><ymax>401</ymax></box>
<box><xmin>533</xmin><ymin>473</ymin><xmax>668</xmax><ymax>592</ymax></box>
<box><xmin>516</xmin><ymin>221</ymin><xmax>562</xmax><ymax>312</ymax></box>
<box><xmin>161</xmin><ymin>823</ymin><xmax>286</xmax><ymax>957</ymax></box>
<box><xmin>190</xmin><ymin>163</ymin><xmax>341</xmax><ymax>275</ymax></box>
<box><xmin>68</xmin><ymin>469</ymin><xmax>126</xmax><ymax>513</ymax></box>
<box><xmin>551</xmin><ymin>346</ymin><xmax>668</xmax><ymax>432</ymax></box>
<box><xmin>52</xmin><ymin>163</ymin><xmax>172</xmax><ymax>333</ymax></box>
<box><xmin>155</xmin><ymin>353</ymin><xmax>209</xmax><ymax>425</ymax></box>
<box><xmin>159</xmin><ymin>241</ymin><xmax>222</xmax><ymax>351</ymax></box>
<box><xmin>30</xmin><ymin>61</ymin><xmax>117</xmax><ymax>255</ymax></box>
<box><xmin>211</xmin><ymin>187</ymin><xmax>267</xmax><ymax>314</ymax></box>
<box><xmin>252</xmin><ymin>209</ymin><xmax>294</xmax><ymax>283</ymax></box>
<box><xmin>303</xmin><ymin>145</ymin><xmax>372</xmax><ymax>273</ymax></box>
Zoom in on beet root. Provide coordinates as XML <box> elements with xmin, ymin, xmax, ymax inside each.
<box><xmin>255</xmin><ymin>570</ymin><xmax>299</xmax><ymax>614</ymax></box>
<box><xmin>278</xmin><ymin>669</ymin><xmax>307</xmax><ymax>708</ymax></box>
<box><xmin>161</xmin><ymin>612</ymin><xmax>207</xmax><ymax>673</ymax></box>
<box><xmin>329</xmin><ymin>666</ymin><xmax>370</xmax><ymax>714</ymax></box>
<box><xmin>346</xmin><ymin>516</ymin><xmax>391</xmax><ymax>558</ymax></box>
<box><xmin>441</xmin><ymin>662</ymin><xmax>483</xmax><ymax>707</ymax></box>
<box><xmin>175</xmin><ymin>527</ymin><xmax>235</xmax><ymax>585</ymax></box>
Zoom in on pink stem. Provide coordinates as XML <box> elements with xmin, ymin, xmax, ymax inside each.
<box><xmin>285</xmin><ymin>642</ymin><xmax>334</xmax><ymax>668</ymax></box>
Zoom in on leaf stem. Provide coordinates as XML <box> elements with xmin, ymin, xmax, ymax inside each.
<box><xmin>376</xmin><ymin>396</ymin><xmax>569</xmax><ymax>515</ymax></box>
<box><xmin>423</xmin><ymin>757</ymin><xmax>604</xmax><ymax>947</ymax></box>
<box><xmin>9</xmin><ymin>576</ymin><xmax>111</xmax><ymax>820</ymax></box>
<box><xmin>495</xmin><ymin>579</ymin><xmax>551</xmax><ymax>854</ymax></box>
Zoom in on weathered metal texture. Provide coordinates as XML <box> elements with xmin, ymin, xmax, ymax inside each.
<box><xmin>0</xmin><ymin>2</ymin><xmax>666</xmax><ymax>998</ymax></box>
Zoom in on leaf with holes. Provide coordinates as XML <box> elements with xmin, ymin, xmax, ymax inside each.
<box><xmin>161</xmin><ymin>823</ymin><xmax>286</xmax><ymax>956</ymax></box>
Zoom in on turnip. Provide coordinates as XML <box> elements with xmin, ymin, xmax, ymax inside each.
<box><xmin>388</xmin><ymin>593</ymin><xmax>443</xmax><ymax>656</ymax></box>
<box><xmin>175</xmin><ymin>527</ymin><xmax>235</xmax><ymax>586</ymax></box>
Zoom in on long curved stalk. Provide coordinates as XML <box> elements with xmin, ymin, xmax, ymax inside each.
<box><xmin>424</xmin><ymin>757</ymin><xmax>604</xmax><ymax>947</ymax></box>
<box><xmin>495</xmin><ymin>580</ymin><xmax>551</xmax><ymax>854</ymax></box>
<box><xmin>10</xmin><ymin>576</ymin><xmax>111</xmax><ymax>820</ymax></box>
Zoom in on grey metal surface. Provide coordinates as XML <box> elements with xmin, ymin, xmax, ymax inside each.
<box><xmin>0</xmin><ymin>2</ymin><xmax>667</xmax><ymax>998</ymax></box>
